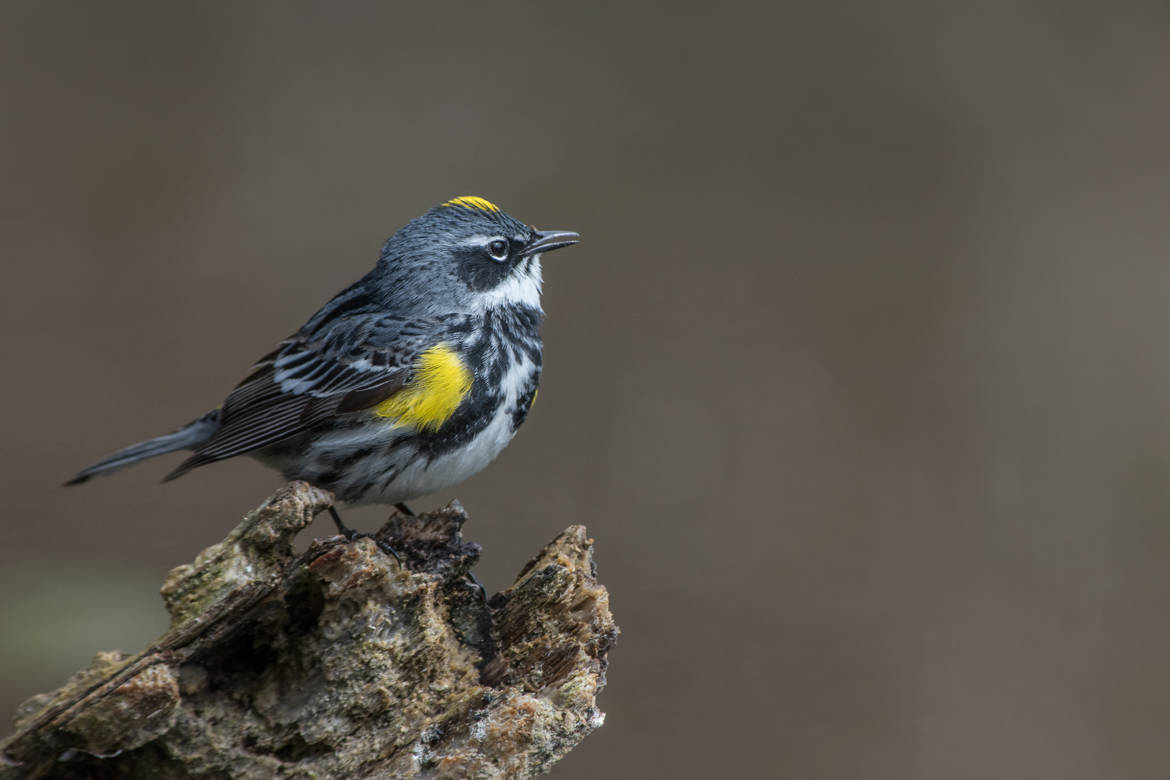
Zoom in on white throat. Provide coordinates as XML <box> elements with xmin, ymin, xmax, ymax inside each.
<box><xmin>474</xmin><ymin>257</ymin><xmax>544</xmax><ymax>312</ymax></box>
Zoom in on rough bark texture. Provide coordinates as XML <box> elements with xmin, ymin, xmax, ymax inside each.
<box><xmin>0</xmin><ymin>483</ymin><xmax>617</xmax><ymax>779</ymax></box>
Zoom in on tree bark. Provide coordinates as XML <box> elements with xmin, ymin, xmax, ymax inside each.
<box><xmin>0</xmin><ymin>483</ymin><xmax>617</xmax><ymax>779</ymax></box>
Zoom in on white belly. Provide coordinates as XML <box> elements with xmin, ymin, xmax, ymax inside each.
<box><xmin>294</xmin><ymin>352</ymin><xmax>537</xmax><ymax>506</ymax></box>
<box><xmin>364</xmin><ymin>401</ymin><xmax>518</xmax><ymax>504</ymax></box>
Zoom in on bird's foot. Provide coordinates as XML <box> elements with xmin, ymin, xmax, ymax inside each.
<box><xmin>464</xmin><ymin>569</ymin><xmax>487</xmax><ymax>601</ymax></box>
<box><xmin>328</xmin><ymin>506</ymin><xmax>401</xmax><ymax>562</ymax></box>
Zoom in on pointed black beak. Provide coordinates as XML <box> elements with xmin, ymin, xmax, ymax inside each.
<box><xmin>522</xmin><ymin>230</ymin><xmax>580</xmax><ymax>258</ymax></box>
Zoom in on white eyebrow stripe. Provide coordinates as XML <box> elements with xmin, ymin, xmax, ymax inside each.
<box><xmin>458</xmin><ymin>234</ymin><xmax>504</xmax><ymax>247</ymax></box>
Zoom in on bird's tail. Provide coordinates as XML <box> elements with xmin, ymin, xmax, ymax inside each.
<box><xmin>64</xmin><ymin>409</ymin><xmax>222</xmax><ymax>485</ymax></box>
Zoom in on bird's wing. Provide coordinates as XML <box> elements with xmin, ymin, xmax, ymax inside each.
<box><xmin>165</xmin><ymin>315</ymin><xmax>443</xmax><ymax>479</ymax></box>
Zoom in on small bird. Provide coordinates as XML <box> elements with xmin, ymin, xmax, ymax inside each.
<box><xmin>67</xmin><ymin>196</ymin><xmax>579</xmax><ymax>545</ymax></box>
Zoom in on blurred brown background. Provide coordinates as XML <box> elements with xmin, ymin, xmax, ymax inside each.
<box><xmin>3</xmin><ymin>2</ymin><xmax>1170</xmax><ymax>777</ymax></box>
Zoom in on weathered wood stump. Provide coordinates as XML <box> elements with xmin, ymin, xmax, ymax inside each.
<box><xmin>0</xmin><ymin>483</ymin><xmax>617</xmax><ymax>779</ymax></box>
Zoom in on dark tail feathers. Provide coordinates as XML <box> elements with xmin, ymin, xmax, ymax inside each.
<box><xmin>65</xmin><ymin>409</ymin><xmax>221</xmax><ymax>486</ymax></box>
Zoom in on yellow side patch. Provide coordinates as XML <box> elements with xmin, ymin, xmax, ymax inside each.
<box><xmin>373</xmin><ymin>344</ymin><xmax>473</xmax><ymax>432</ymax></box>
<box><xmin>442</xmin><ymin>195</ymin><xmax>501</xmax><ymax>213</ymax></box>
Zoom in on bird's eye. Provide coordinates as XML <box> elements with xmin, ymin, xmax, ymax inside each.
<box><xmin>487</xmin><ymin>239</ymin><xmax>508</xmax><ymax>261</ymax></box>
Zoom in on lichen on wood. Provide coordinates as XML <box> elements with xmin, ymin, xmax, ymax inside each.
<box><xmin>0</xmin><ymin>482</ymin><xmax>617</xmax><ymax>779</ymax></box>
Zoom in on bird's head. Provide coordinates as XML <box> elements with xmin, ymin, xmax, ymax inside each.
<box><xmin>375</xmin><ymin>196</ymin><xmax>579</xmax><ymax>315</ymax></box>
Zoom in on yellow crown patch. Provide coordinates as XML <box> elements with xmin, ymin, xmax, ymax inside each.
<box><xmin>442</xmin><ymin>195</ymin><xmax>501</xmax><ymax>213</ymax></box>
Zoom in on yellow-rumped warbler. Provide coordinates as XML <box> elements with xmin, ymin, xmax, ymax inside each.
<box><xmin>67</xmin><ymin>196</ymin><xmax>579</xmax><ymax>542</ymax></box>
